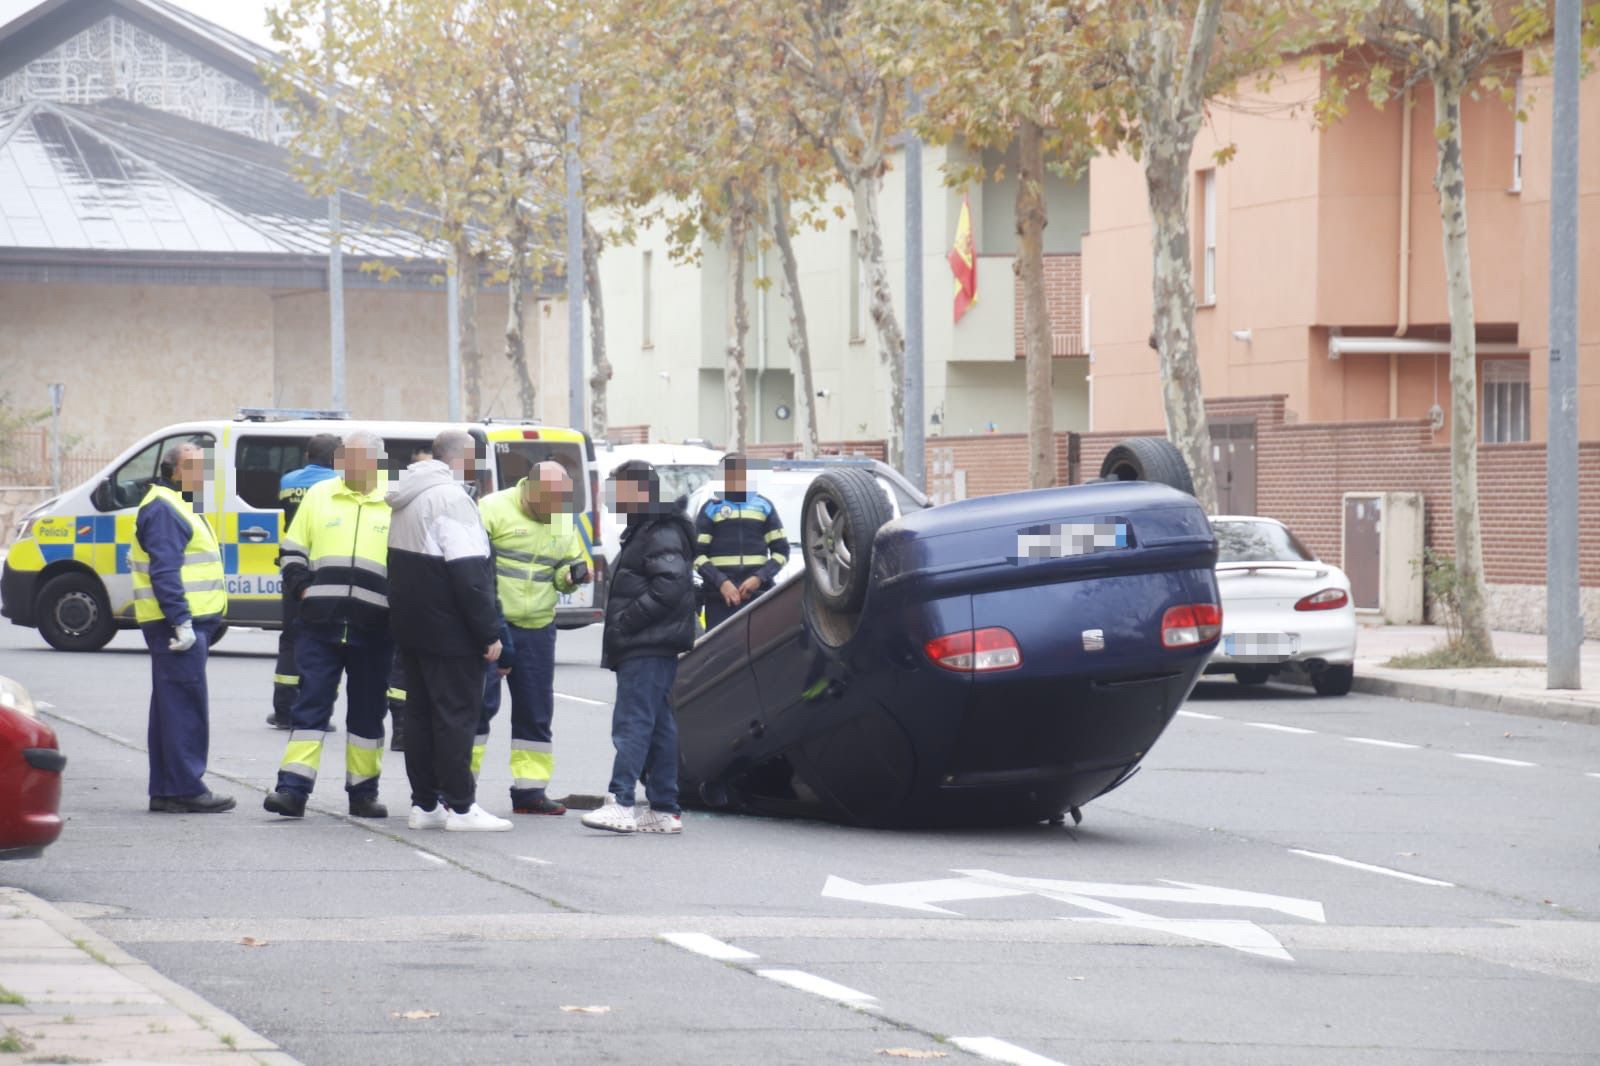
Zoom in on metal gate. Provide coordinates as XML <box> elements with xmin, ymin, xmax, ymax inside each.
<box><xmin>1209</xmin><ymin>419</ymin><xmax>1257</xmax><ymax>515</ymax></box>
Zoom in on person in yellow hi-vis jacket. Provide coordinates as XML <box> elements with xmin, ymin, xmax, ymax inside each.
<box><xmin>133</xmin><ymin>439</ymin><xmax>234</xmax><ymax>814</ymax></box>
<box><xmin>263</xmin><ymin>430</ymin><xmax>393</xmax><ymax>820</ymax></box>
<box><xmin>476</xmin><ymin>461</ymin><xmax>591</xmax><ymax>815</ymax></box>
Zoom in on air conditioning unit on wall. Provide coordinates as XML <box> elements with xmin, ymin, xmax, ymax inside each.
<box><xmin>1341</xmin><ymin>492</ymin><xmax>1425</xmax><ymax>625</ymax></box>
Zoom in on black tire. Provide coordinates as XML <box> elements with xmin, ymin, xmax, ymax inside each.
<box><xmin>1235</xmin><ymin>667</ymin><xmax>1271</xmax><ymax>687</ymax></box>
<box><xmin>801</xmin><ymin>468</ymin><xmax>893</xmax><ymax>615</ymax></box>
<box><xmin>1098</xmin><ymin>437</ymin><xmax>1196</xmax><ymax>497</ymax></box>
<box><xmin>209</xmin><ymin>622</ymin><xmax>228</xmax><ymax>648</ymax></box>
<box><xmin>1312</xmin><ymin>663</ymin><xmax>1354</xmax><ymax>697</ymax></box>
<box><xmin>36</xmin><ymin>571</ymin><xmax>115</xmax><ymax>652</ymax></box>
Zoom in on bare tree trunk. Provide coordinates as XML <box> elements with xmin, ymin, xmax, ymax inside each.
<box><xmin>770</xmin><ymin>184</ymin><xmax>820</xmax><ymax>458</ymax></box>
<box><xmin>1433</xmin><ymin>72</ymin><xmax>1495</xmax><ymax>659</ymax></box>
<box><xmin>850</xmin><ymin>173</ymin><xmax>906</xmax><ymax>471</ymax></box>
<box><xmin>455</xmin><ymin>237</ymin><xmax>482</xmax><ymax>420</ymax></box>
<box><xmin>724</xmin><ymin>208</ymin><xmax>750</xmax><ymax>452</ymax></box>
<box><xmin>583</xmin><ymin>217</ymin><xmax>611</xmax><ymax>440</ymax></box>
<box><xmin>1134</xmin><ymin>0</ymin><xmax>1223</xmax><ymax>514</ymax></box>
<box><xmin>1016</xmin><ymin>116</ymin><xmax>1055</xmax><ymax>489</ymax></box>
<box><xmin>503</xmin><ymin>242</ymin><xmax>536</xmax><ymax>421</ymax></box>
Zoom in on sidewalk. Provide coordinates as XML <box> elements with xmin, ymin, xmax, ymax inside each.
<box><xmin>0</xmin><ymin>887</ymin><xmax>299</xmax><ymax>1065</ymax></box>
<box><xmin>1299</xmin><ymin>624</ymin><xmax>1600</xmax><ymax>726</ymax></box>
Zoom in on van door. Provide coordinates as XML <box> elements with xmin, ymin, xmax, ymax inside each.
<box><xmin>225</xmin><ymin>429</ymin><xmax>309</xmax><ymax>626</ymax></box>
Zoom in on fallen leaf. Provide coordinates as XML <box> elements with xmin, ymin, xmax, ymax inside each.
<box><xmin>560</xmin><ymin>1005</ymin><xmax>612</xmax><ymax>1015</ymax></box>
<box><xmin>238</xmin><ymin>937</ymin><xmax>268</xmax><ymax>948</ymax></box>
<box><xmin>390</xmin><ymin>1010</ymin><xmax>440</xmax><ymax>1021</ymax></box>
<box><xmin>877</xmin><ymin>1051</ymin><xmax>948</xmax><ymax>1060</ymax></box>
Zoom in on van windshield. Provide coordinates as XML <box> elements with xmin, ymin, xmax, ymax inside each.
<box><xmin>493</xmin><ymin>440</ymin><xmax>590</xmax><ymax>514</ymax></box>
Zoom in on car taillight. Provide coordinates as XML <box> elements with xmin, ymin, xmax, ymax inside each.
<box><xmin>924</xmin><ymin>628</ymin><xmax>1022</xmax><ymax>673</ymax></box>
<box><xmin>1295</xmin><ymin>588</ymin><xmax>1349</xmax><ymax>611</ymax></box>
<box><xmin>1161</xmin><ymin>604</ymin><xmax>1222</xmax><ymax>648</ymax></box>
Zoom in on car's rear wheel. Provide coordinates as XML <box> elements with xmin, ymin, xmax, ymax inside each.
<box><xmin>1099</xmin><ymin>437</ymin><xmax>1196</xmax><ymax>497</ymax></box>
<box><xmin>37</xmin><ymin>572</ymin><xmax>115</xmax><ymax>652</ymax></box>
<box><xmin>1235</xmin><ymin>666</ymin><xmax>1271</xmax><ymax>687</ymax></box>
<box><xmin>1312</xmin><ymin>663</ymin><xmax>1354</xmax><ymax>697</ymax></box>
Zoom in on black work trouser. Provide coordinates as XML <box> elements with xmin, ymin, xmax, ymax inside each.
<box><xmin>703</xmin><ymin>569</ymin><xmax>769</xmax><ymax>631</ymax></box>
<box><xmin>401</xmin><ymin>650</ymin><xmax>483</xmax><ymax>814</ymax></box>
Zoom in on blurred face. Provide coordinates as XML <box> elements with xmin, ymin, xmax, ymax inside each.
<box><xmin>338</xmin><ymin>439</ymin><xmax>382</xmax><ymax>492</ymax></box>
<box><xmin>173</xmin><ymin>445</ymin><xmax>206</xmax><ymax>494</ymax></box>
<box><xmin>724</xmin><ymin>460</ymin><xmax>747</xmax><ymax>495</ymax></box>
<box><xmin>523</xmin><ymin>462</ymin><xmax>572</xmax><ymax>519</ymax></box>
<box><xmin>612</xmin><ymin>474</ymin><xmax>652</xmax><ymax>515</ymax></box>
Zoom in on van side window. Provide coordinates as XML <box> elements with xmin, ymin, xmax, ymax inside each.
<box><xmin>234</xmin><ymin>436</ymin><xmax>313</xmax><ymax>511</ymax></box>
<box><xmin>99</xmin><ymin>434</ymin><xmax>217</xmax><ymax>511</ymax></box>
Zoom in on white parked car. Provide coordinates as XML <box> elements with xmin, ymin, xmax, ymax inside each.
<box><xmin>1205</xmin><ymin>516</ymin><xmax>1357</xmax><ymax>696</ymax></box>
<box><xmin>594</xmin><ymin>442</ymin><xmax>724</xmax><ymax>562</ymax></box>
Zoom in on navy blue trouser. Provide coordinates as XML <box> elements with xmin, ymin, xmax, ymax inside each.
<box><xmin>607</xmin><ymin>655</ymin><xmax>681</xmax><ymax>815</ymax></box>
<box><xmin>479</xmin><ymin>622</ymin><xmax>557</xmax><ymax>803</ymax></box>
<box><xmin>141</xmin><ymin>618</ymin><xmax>220</xmax><ymax>798</ymax></box>
<box><xmin>275</xmin><ymin>622</ymin><xmax>390</xmax><ymax>800</ymax></box>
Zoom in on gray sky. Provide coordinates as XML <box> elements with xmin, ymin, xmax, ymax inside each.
<box><xmin>0</xmin><ymin>0</ymin><xmax>279</xmax><ymax>47</ymax></box>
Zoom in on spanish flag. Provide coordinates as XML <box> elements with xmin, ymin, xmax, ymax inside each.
<box><xmin>948</xmin><ymin>192</ymin><xmax>977</xmax><ymax>323</ymax></box>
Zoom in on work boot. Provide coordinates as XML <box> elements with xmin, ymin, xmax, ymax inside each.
<box><xmin>349</xmin><ymin>795</ymin><xmax>388</xmax><ymax>819</ymax></box>
<box><xmin>263</xmin><ymin>791</ymin><xmax>307</xmax><ymax>818</ymax></box>
<box><xmin>150</xmin><ymin>792</ymin><xmax>236</xmax><ymax>814</ymax></box>
<box><xmin>513</xmin><ymin>794</ymin><xmax>566</xmax><ymax>816</ymax></box>
<box><xmin>266</xmin><ymin>711</ymin><xmax>291</xmax><ymax>730</ymax></box>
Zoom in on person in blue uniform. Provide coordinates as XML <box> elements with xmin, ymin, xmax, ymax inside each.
<box><xmin>268</xmin><ymin>434</ymin><xmax>340</xmax><ymax>730</ymax></box>
<box><xmin>693</xmin><ymin>454</ymin><xmax>790</xmax><ymax>631</ymax></box>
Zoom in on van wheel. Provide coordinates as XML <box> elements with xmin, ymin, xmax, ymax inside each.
<box><xmin>1099</xmin><ymin>437</ymin><xmax>1196</xmax><ymax>497</ymax></box>
<box><xmin>37</xmin><ymin>572</ymin><xmax>115</xmax><ymax>652</ymax></box>
<box><xmin>209</xmin><ymin>623</ymin><xmax>228</xmax><ymax>649</ymax></box>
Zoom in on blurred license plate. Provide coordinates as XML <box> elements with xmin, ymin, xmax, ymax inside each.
<box><xmin>1015</xmin><ymin>521</ymin><xmax>1130</xmax><ymax>560</ymax></box>
<box><xmin>1225</xmin><ymin>633</ymin><xmax>1298</xmax><ymax>658</ymax></box>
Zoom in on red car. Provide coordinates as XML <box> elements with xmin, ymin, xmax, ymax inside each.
<box><xmin>0</xmin><ymin>676</ymin><xmax>64</xmax><ymax>859</ymax></box>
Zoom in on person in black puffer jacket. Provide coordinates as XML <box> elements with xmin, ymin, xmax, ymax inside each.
<box><xmin>583</xmin><ymin>460</ymin><xmax>697</xmax><ymax>836</ymax></box>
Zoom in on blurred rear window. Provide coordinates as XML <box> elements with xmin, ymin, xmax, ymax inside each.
<box><xmin>1214</xmin><ymin>520</ymin><xmax>1316</xmax><ymax>563</ymax></box>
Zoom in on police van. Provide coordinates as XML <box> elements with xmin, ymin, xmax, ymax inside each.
<box><xmin>0</xmin><ymin>412</ymin><xmax>604</xmax><ymax>651</ymax></box>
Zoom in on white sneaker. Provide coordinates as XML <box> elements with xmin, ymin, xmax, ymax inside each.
<box><xmin>635</xmin><ymin>808</ymin><xmax>682</xmax><ymax>834</ymax></box>
<box><xmin>444</xmin><ymin>803</ymin><xmax>513</xmax><ymax>832</ymax></box>
<box><xmin>580</xmin><ymin>796</ymin><xmax>637</xmax><ymax>834</ymax></box>
<box><xmin>408</xmin><ymin>804</ymin><xmax>449</xmax><ymax>830</ymax></box>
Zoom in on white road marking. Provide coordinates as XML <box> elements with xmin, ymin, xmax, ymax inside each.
<box><xmin>1244</xmin><ymin>721</ymin><xmax>1316</xmax><ymax>735</ymax></box>
<box><xmin>1347</xmin><ymin>736</ymin><xmax>1420</xmax><ymax>750</ymax></box>
<box><xmin>555</xmin><ymin>692</ymin><xmax>609</xmax><ymax>707</ymax></box>
<box><xmin>823</xmin><ymin>875</ymin><xmax>1029</xmax><ymax>915</ymax></box>
<box><xmin>413</xmin><ymin>850</ymin><xmax>446</xmax><ymax>865</ymax></box>
<box><xmin>949</xmin><ymin>1036</ymin><xmax>1070</xmax><ymax>1066</ymax></box>
<box><xmin>35</xmin><ymin>701</ymin><xmax>54</xmax><ymax>709</ymax></box>
<box><xmin>756</xmin><ymin>969</ymin><xmax>877</xmax><ymax>1006</ymax></box>
<box><xmin>1454</xmin><ymin>753</ymin><xmax>1536</xmax><ymax>768</ymax></box>
<box><xmin>1288</xmin><ymin>848</ymin><xmax>1455</xmax><ymax>887</ymax></box>
<box><xmin>660</xmin><ymin>932</ymin><xmax>758</xmax><ymax>961</ymax></box>
<box><xmin>1176</xmin><ymin>710</ymin><xmax>1221</xmax><ymax>720</ymax></box>
<box><xmin>515</xmin><ymin>856</ymin><xmax>552</xmax><ymax>866</ymax></box>
<box><xmin>1588</xmin><ymin>773</ymin><xmax>1600</xmax><ymax>780</ymax></box>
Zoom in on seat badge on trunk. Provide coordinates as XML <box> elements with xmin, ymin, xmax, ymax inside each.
<box><xmin>1082</xmin><ymin>629</ymin><xmax>1106</xmax><ymax>652</ymax></box>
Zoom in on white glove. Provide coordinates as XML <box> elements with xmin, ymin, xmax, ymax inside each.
<box><xmin>169</xmin><ymin>621</ymin><xmax>196</xmax><ymax>653</ymax></box>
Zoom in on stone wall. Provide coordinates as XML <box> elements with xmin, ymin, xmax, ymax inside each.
<box><xmin>0</xmin><ymin>488</ymin><xmax>54</xmax><ymax>548</ymax></box>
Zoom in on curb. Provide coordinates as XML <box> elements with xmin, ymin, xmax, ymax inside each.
<box><xmin>1</xmin><ymin>887</ymin><xmax>303</xmax><ymax>1066</ymax></box>
<box><xmin>1283</xmin><ymin>673</ymin><xmax>1600</xmax><ymax>727</ymax></box>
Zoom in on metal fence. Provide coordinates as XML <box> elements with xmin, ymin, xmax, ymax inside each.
<box><xmin>0</xmin><ymin>428</ymin><xmax>112</xmax><ymax>490</ymax></box>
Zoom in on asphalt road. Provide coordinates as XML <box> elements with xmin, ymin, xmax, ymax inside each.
<box><xmin>2</xmin><ymin>621</ymin><xmax>1597</xmax><ymax>1065</ymax></box>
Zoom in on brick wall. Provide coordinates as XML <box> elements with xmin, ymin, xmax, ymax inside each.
<box><xmin>604</xmin><ymin>424</ymin><xmax>651</xmax><ymax>444</ymax></box>
<box><xmin>1012</xmin><ymin>254</ymin><xmax>1084</xmax><ymax>357</ymax></box>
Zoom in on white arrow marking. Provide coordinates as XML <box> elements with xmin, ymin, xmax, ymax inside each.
<box><xmin>821</xmin><ymin>875</ymin><xmax>1029</xmax><ymax>915</ymax></box>
<box><xmin>951</xmin><ymin>870</ymin><xmax>1326</xmax><ymax>924</ymax></box>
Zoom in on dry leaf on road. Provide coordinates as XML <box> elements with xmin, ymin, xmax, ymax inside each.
<box><xmin>238</xmin><ymin>937</ymin><xmax>268</xmax><ymax>948</ymax></box>
<box><xmin>560</xmin><ymin>1005</ymin><xmax>612</xmax><ymax>1015</ymax></box>
<box><xmin>390</xmin><ymin>1009</ymin><xmax>440</xmax><ymax>1021</ymax></box>
<box><xmin>876</xmin><ymin>1050</ymin><xmax>948</xmax><ymax>1060</ymax></box>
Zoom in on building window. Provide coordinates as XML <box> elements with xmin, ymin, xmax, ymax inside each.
<box><xmin>1198</xmin><ymin>169</ymin><xmax>1217</xmax><ymax>305</ymax></box>
<box><xmin>1482</xmin><ymin>359</ymin><xmax>1530</xmax><ymax>443</ymax></box>
<box><xmin>641</xmin><ymin>250</ymin><xmax>653</xmax><ymax>348</ymax></box>
<box><xmin>1511</xmin><ymin>77</ymin><xmax>1524</xmax><ymax>193</ymax></box>
<box><xmin>849</xmin><ymin>229</ymin><xmax>865</xmax><ymax>342</ymax></box>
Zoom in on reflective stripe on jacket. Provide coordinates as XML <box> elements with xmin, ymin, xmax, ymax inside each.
<box><xmin>480</xmin><ymin>483</ymin><xmax>586</xmax><ymax>630</ymax></box>
<box><xmin>129</xmin><ymin>484</ymin><xmax>226</xmax><ymax>625</ymax></box>
<box><xmin>279</xmin><ymin>477</ymin><xmax>391</xmax><ymax>630</ymax></box>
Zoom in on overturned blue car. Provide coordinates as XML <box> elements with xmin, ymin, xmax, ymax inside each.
<box><xmin>672</xmin><ymin>439</ymin><xmax>1220</xmax><ymax>828</ymax></box>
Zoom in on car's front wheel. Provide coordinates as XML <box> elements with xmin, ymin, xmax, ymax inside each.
<box><xmin>1312</xmin><ymin>664</ymin><xmax>1354</xmax><ymax>697</ymax></box>
<box><xmin>37</xmin><ymin>571</ymin><xmax>115</xmax><ymax>652</ymax></box>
